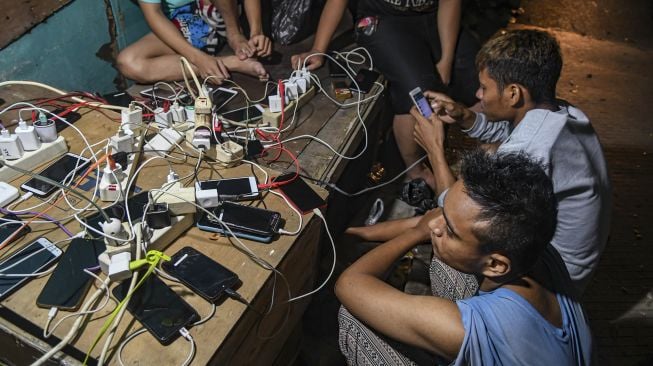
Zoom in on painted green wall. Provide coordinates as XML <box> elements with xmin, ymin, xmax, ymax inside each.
<box><xmin>0</xmin><ymin>0</ymin><xmax>149</xmax><ymax>94</ymax></box>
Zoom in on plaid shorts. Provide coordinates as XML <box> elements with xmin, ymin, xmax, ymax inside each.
<box><xmin>169</xmin><ymin>0</ymin><xmax>228</xmax><ymax>55</ymax></box>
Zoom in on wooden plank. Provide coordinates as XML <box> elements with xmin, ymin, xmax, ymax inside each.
<box><xmin>0</xmin><ymin>85</ymin><xmax>331</xmax><ymax>365</ymax></box>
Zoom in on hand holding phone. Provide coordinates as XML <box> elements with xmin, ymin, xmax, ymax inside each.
<box><xmin>162</xmin><ymin>247</ymin><xmax>239</xmax><ymax>302</ymax></box>
<box><xmin>409</xmin><ymin>87</ymin><xmax>433</xmax><ymax>118</ymax></box>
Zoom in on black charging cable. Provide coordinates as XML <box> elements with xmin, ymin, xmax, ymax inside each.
<box><xmin>224</xmin><ymin>288</ymin><xmax>261</xmax><ymax>315</ymax></box>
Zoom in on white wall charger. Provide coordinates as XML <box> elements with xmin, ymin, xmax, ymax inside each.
<box><xmin>15</xmin><ymin>121</ymin><xmax>41</xmax><ymax>151</ymax></box>
<box><xmin>0</xmin><ymin>129</ymin><xmax>25</xmax><ymax>160</ymax></box>
<box><xmin>0</xmin><ymin>182</ymin><xmax>19</xmax><ymax>207</ymax></box>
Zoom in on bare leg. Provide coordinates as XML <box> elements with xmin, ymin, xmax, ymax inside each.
<box><xmin>117</xmin><ymin>33</ymin><xmax>268</xmax><ymax>83</ymax></box>
<box><xmin>393</xmin><ymin>114</ymin><xmax>435</xmax><ymax>189</ymax></box>
<box><xmin>346</xmin><ymin>216</ymin><xmax>421</xmax><ymax>242</ymax></box>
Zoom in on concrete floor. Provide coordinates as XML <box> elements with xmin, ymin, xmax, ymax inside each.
<box><xmin>295</xmin><ymin>1</ymin><xmax>653</xmax><ymax>365</ymax></box>
<box><xmin>516</xmin><ymin>1</ymin><xmax>653</xmax><ymax>364</ymax></box>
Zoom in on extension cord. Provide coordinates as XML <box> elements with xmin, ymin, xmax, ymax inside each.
<box><xmin>214</xmin><ymin>141</ymin><xmax>244</xmax><ymax>167</ymax></box>
<box><xmin>143</xmin><ymin>127</ymin><xmax>185</xmax><ymax>158</ymax></box>
<box><xmin>262</xmin><ymin>85</ymin><xmax>316</xmax><ymax>128</ymax></box>
<box><xmin>150</xmin><ymin>182</ymin><xmax>196</xmax><ymax>215</ymax></box>
<box><xmin>99</xmin><ymin>135</ymin><xmax>144</xmax><ymax>202</ymax></box>
<box><xmin>146</xmin><ymin>213</ymin><xmax>194</xmax><ymax>251</ymax></box>
<box><xmin>0</xmin><ymin>135</ymin><xmax>67</xmax><ymax>182</ymax></box>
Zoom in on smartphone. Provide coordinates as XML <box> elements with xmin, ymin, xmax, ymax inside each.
<box><xmin>36</xmin><ymin>238</ymin><xmax>106</xmax><ymax>310</ymax></box>
<box><xmin>0</xmin><ymin>237</ymin><xmax>62</xmax><ymax>301</ymax></box>
<box><xmin>348</xmin><ymin>69</ymin><xmax>380</xmax><ymax>94</ymax></box>
<box><xmin>101</xmin><ymin>91</ymin><xmax>134</xmax><ymax>108</ymax></box>
<box><xmin>196</xmin><ymin>203</ymin><xmax>281</xmax><ymax>243</ymax></box>
<box><xmin>139</xmin><ymin>86</ymin><xmax>187</xmax><ymax>101</ymax></box>
<box><xmin>219</xmin><ymin>104</ymin><xmax>264</xmax><ymax>124</ymax></box>
<box><xmin>195</xmin><ymin>177</ymin><xmax>259</xmax><ymax>201</ymax></box>
<box><xmin>112</xmin><ymin>274</ymin><xmax>199</xmax><ymax>345</ymax></box>
<box><xmin>0</xmin><ymin>214</ymin><xmax>31</xmax><ymax>245</ymax></box>
<box><xmin>210</xmin><ymin>87</ymin><xmax>238</xmax><ymax>111</ymax></box>
<box><xmin>20</xmin><ymin>153</ymin><xmax>91</xmax><ymax>198</ymax></box>
<box><xmin>196</xmin><ymin>219</ymin><xmax>274</xmax><ymax>243</ymax></box>
<box><xmin>83</xmin><ymin>190</ymin><xmax>150</xmax><ymax>236</ymax></box>
<box><xmin>272</xmin><ymin>174</ymin><xmax>326</xmax><ymax>214</ymax></box>
<box><xmin>408</xmin><ymin>87</ymin><xmax>433</xmax><ymax>118</ymax></box>
<box><xmin>162</xmin><ymin>246</ymin><xmax>239</xmax><ymax>302</ymax></box>
<box><xmin>327</xmin><ymin>52</ymin><xmax>347</xmax><ymax>78</ymax></box>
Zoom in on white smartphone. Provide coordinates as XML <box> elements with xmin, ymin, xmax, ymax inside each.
<box><xmin>218</xmin><ymin>104</ymin><xmax>264</xmax><ymax>125</ymax></box>
<box><xmin>0</xmin><ymin>237</ymin><xmax>62</xmax><ymax>300</ymax></box>
<box><xmin>408</xmin><ymin>87</ymin><xmax>433</xmax><ymax>118</ymax></box>
<box><xmin>21</xmin><ymin>153</ymin><xmax>91</xmax><ymax>198</ymax></box>
<box><xmin>210</xmin><ymin>87</ymin><xmax>238</xmax><ymax>111</ymax></box>
<box><xmin>139</xmin><ymin>86</ymin><xmax>188</xmax><ymax>101</ymax></box>
<box><xmin>195</xmin><ymin>176</ymin><xmax>259</xmax><ymax>201</ymax></box>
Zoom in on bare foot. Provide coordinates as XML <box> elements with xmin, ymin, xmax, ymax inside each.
<box><xmin>221</xmin><ymin>55</ymin><xmax>269</xmax><ymax>81</ymax></box>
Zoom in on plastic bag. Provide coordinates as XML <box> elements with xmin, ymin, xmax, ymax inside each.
<box><xmin>271</xmin><ymin>0</ymin><xmax>326</xmax><ymax>45</ymax></box>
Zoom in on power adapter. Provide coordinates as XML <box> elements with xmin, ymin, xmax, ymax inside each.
<box><xmin>0</xmin><ymin>130</ymin><xmax>24</xmax><ymax>160</ymax></box>
<box><xmin>15</xmin><ymin>121</ymin><xmax>41</xmax><ymax>151</ymax></box>
<box><xmin>214</xmin><ymin>140</ymin><xmax>244</xmax><ymax>166</ymax></box>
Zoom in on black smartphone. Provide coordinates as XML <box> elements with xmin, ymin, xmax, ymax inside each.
<box><xmin>213</xmin><ymin>202</ymin><xmax>281</xmax><ymax>236</ymax></box>
<box><xmin>83</xmin><ymin>190</ymin><xmax>150</xmax><ymax>236</ymax></box>
<box><xmin>0</xmin><ymin>237</ymin><xmax>63</xmax><ymax>301</ymax></box>
<box><xmin>0</xmin><ymin>214</ymin><xmax>31</xmax><ymax>245</ymax></box>
<box><xmin>20</xmin><ymin>153</ymin><xmax>91</xmax><ymax>198</ymax></box>
<box><xmin>112</xmin><ymin>274</ymin><xmax>199</xmax><ymax>345</ymax></box>
<box><xmin>327</xmin><ymin>52</ymin><xmax>347</xmax><ymax>78</ymax></box>
<box><xmin>162</xmin><ymin>246</ymin><xmax>239</xmax><ymax>302</ymax></box>
<box><xmin>348</xmin><ymin>69</ymin><xmax>380</xmax><ymax>94</ymax></box>
<box><xmin>272</xmin><ymin>174</ymin><xmax>326</xmax><ymax>214</ymax></box>
<box><xmin>196</xmin><ymin>176</ymin><xmax>259</xmax><ymax>201</ymax></box>
<box><xmin>36</xmin><ymin>238</ymin><xmax>106</xmax><ymax>310</ymax></box>
<box><xmin>100</xmin><ymin>91</ymin><xmax>134</xmax><ymax>108</ymax></box>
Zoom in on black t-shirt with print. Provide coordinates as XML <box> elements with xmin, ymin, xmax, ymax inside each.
<box><xmin>357</xmin><ymin>0</ymin><xmax>437</xmax><ymax>17</ymax></box>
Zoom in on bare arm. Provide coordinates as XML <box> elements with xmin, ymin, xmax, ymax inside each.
<box><xmin>411</xmin><ymin>107</ymin><xmax>457</xmax><ymax>197</ymax></box>
<box><xmin>435</xmin><ymin>0</ymin><xmax>462</xmax><ymax>85</ymax></box>
<box><xmin>213</xmin><ymin>0</ymin><xmax>251</xmax><ymax>59</ymax></box>
<box><xmin>335</xmin><ymin>229</ymin><xmax>464</xmax><ymax>359</ymax></box>
<box><xmin>290</xmin><ymin>0</ymin><xmax>348</xmax><ymax>70</ymax></box>
<box><xmin>243</xmin><ymin>0</ymin><xmax>272</xmax><ymax>57</ymax></box>
<box><xmin>140</xmin><ymin>2</ymin><xmax>229</xmax><ymax>79</ymax></box>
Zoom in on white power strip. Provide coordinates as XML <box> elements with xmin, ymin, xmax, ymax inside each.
<box><xmin>143</xmin><ymin>127</ymin><xmax>185</xmax><ymax>158</ymax></box>
<box><xmin>0</xmin><ymin>135</ymin><xmax>67</xmax><ymax>182</ymax></box>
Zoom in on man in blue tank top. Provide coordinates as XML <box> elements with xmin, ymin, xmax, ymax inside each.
<box><xmin>336</xmin><ymin>150</ymin><xmax>594</xmax><ymax>365</ymax></box>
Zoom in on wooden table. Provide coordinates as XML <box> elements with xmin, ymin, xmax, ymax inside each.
<box><xmin>0</xmin><ymin>72</ymin><xmax>383</xmax><ymax>365</ymax></box>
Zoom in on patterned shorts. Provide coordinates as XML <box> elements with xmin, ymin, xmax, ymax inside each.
<box><xmin>169</xmin><ymin>0</ymin><xmax>228</xmax><ymax>55</ymax></box>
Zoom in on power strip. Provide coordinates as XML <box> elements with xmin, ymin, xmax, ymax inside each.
<box><xmin>143</xmin><ymin>127</ymin><xmax>185</xmax><ymax>158</ymax></box>
<box><xmin>99</xmin><ymin>135</ymin><xmax>145</xmax><ymax>201</ymax></box>
<box><xmin>146</xmin><ymin>213</ymin><xmax>194</xmax><ymax>251</ymax></box>
<box><xmin>0</xmin><ymin>135</ymin><xmax>67</xmax><ymax>182</ymax></box>
<box><xmin>262</xmin><ymin>86</ymin><xmax>317</xmax><ymax>128</ymax></box>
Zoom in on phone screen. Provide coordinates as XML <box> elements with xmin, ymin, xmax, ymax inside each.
<box><xmin>273</xmin><ymin>174</ymin><xmax>326</xmax><ymax>214</ymax></box>
<box><xmin>349</xmin><ymin>69</ymin><xmax>380</xmax><ymax>94</ymax></box>
<box><xmin>210</xmin><ymin>88</ymin><xmax>237</xmax><ymax>111</ymax></box>
<box><xmin>0</xmin><ymin>238</ymin><xmax>62</xmax><ymax>300</ymax></box>
<box><xmin>411</xmin><ymin>89</ymin><xmax>433</xmax><ymax>118</ymax></box>
<box><xmin>0</xmin><ymin>215</ymin><xmax>31</xmax><ymax>245</ymax></box>
<box><xmin>21</xmin><ymin>154</ymin><xmax>91</xmax><ymax>197</ymax></box>
<box><xmin>36</xmin><ymin>238</ymin><xmax>105</xmax><ymax>310</ymax></box>
<box><xmin>112</xmin><ymin>274</ymin><xmax>199</xmax><ymax>345</ymax></box>
<box><xmin>220</xmin><ymin>105</ymin><xmax>263</xmax><ymax>123</ymax></box>
<box><xmin>139</xmin><ymin>86</ymin><xmax>185</xmax><ymax>101</ymax></box>
<box><xmin>162</xmin><ymin>247</ymin><xmax>239</xmax><ymax>302</ymax></box>
<box><xmin>217</xmin><ymin>202</ymin><xmax>280</xmax><ymax>235</ymax></box>
<box><xmin>198</xmin><ymin>177</ymin><xmax>257</xmax><ymax>198</ymax></box>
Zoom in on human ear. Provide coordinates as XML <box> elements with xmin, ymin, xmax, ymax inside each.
<box><xmin>506</xmin><ymin>84</ymin><xmax>522</xmax><ymax>107</ymax></box>
<box><xmin>481</xmin><ymin>253</ymin><xmax>511</xmax><ymax>278</ymax></box>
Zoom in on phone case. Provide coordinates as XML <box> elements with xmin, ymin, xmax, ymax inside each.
<box><xmin>196</xmin><ymin>221</ymin><xmax>274</xmax><ymax>243</ymax></box>
<box><xmin>162</xmin><ymin>247</ymin><xmax>239</xmax><ymax>302</ymax></box>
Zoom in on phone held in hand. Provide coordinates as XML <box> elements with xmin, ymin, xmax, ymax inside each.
<box><xmin>36</xmin><ymin>238</ymin><xmax>106</xmax><ymax>310</ymax></box>
<box><xmin>0</xmin><ymin>237</ymin><xmax>62</xmax><ymax>301</ymax></box>
<box><xmin>162</xmin><ymin>246</ymin><xmax>239</xmax><ymax>302</ymax></box>
<box><xmin>112</xmin><ymin>274</ymin><xmax>199</xmax><ymax>345</ymax></box>
<box><xmin>408</xmin><ymin>87</ymin><xmax>433</xmax><ymax>118</ymax></box>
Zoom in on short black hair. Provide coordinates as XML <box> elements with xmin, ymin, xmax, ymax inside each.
<box><xmin>460</xmin><ymin>149</ymin><xmax>558</xmax><ymax>274</ymax></box>
<box><xmin>476</xmin><ymin>29</ymin><xmax>562</xmax><ymax>103</ymax></box>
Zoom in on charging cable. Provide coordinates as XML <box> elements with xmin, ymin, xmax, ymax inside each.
<box><xmin>286</xmin><ymin>208</ymin><xmax>336</xmax><ymax>303</ymax></box>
